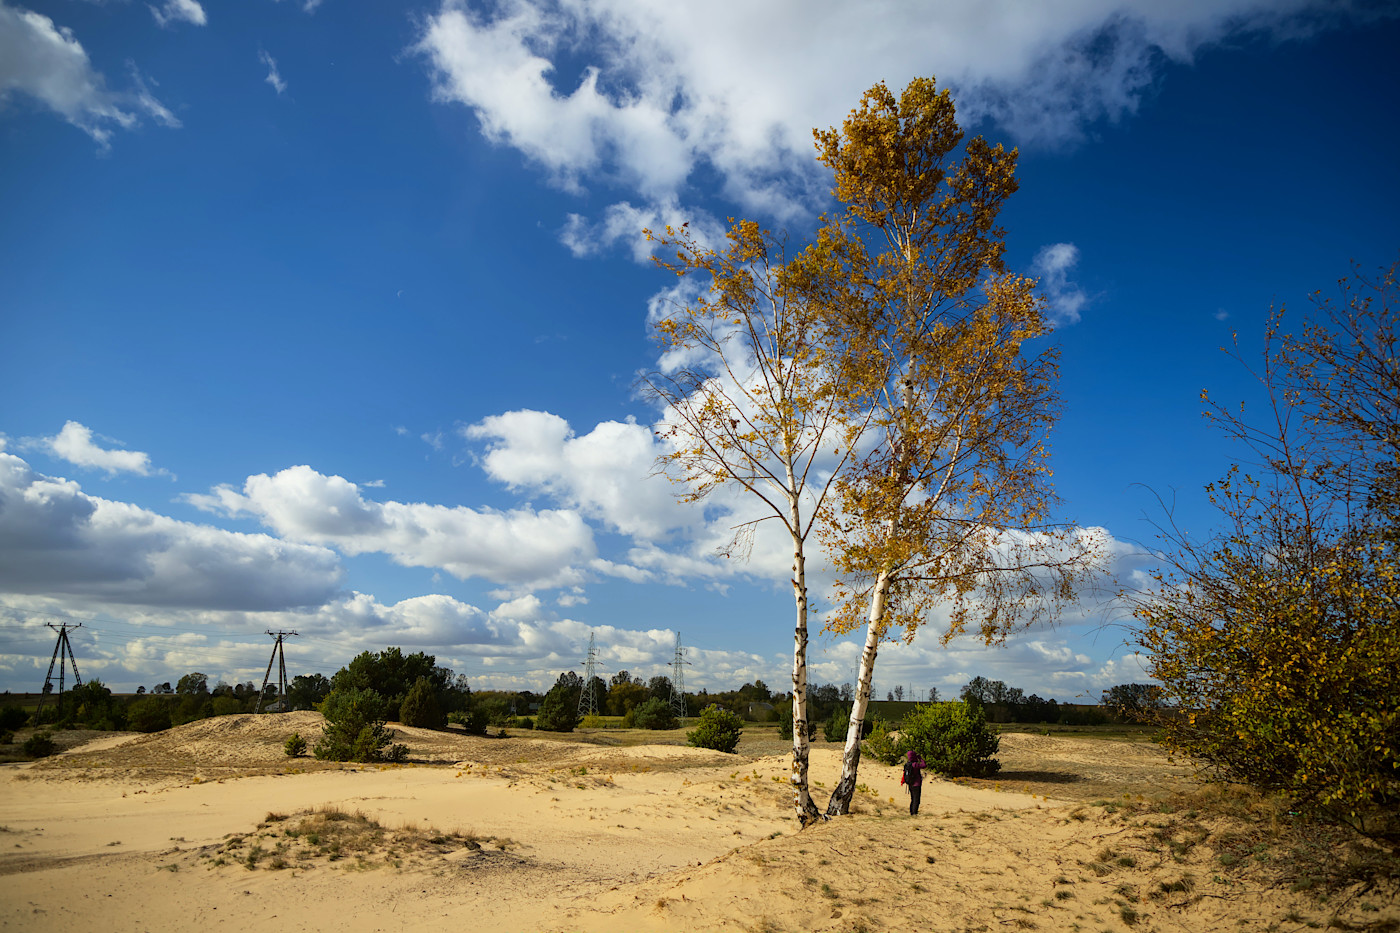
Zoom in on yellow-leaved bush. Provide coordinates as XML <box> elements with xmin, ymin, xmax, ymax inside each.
<box><xmin>1137</xmin><ymin>262</ymin><xmax>1400</xmax><ymax>834</ymax></box>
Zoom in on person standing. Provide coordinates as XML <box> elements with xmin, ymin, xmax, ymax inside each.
<box><xmin>902</xmin><ymin>749</ymin><xmax>928</xmax><ymax>815</ymax></box>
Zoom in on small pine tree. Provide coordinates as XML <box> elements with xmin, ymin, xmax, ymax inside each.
<box><xmin>535</xmin><ymin>686</ymin><xmax>580</xmax><ymax>733</ymax></box>
<box><xmin>824</xmin><ymin>704</ymin><xmax>849</xmax><ymax>743</ymax></box>
<box><xmin>631</xmin><ymin>697</ymin><xmax>678</xmax><ymax>730</ymax></box>
<box><xmin>314</xmin><ymin>688</ymin><xmax>404</xmax><ymax>762</ymax></box>
<box><xmin>686</xmin><ymin>704</ymin><xmax>744</xmax><ymax>753</ymax></box>
<box><xmin>399</xmin><ymin>676</ymin><xmax>445</xmax><ymax>729</ymax></box>
<box><xmin>284</xmin><ymin>732</ymin><xmax>307</xmax><ymax>757</ymax></box>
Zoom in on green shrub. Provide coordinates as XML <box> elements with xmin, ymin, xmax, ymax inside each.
<box><xmin>534</xmin><ymin>687</ymin><xmax>580</xmax><ymax>733</ymax></box>
<box><xmin>862</xmin><ymin>716</ymin><xmax>908</xmax><ymax>765</ymax></box>
<box><xmin>0</xmin><ymin>730</ymin><xmax>12</xmax><ymax>745</ymax></box>
<box><xmin>777</xmin><ymin>715</ymin><xmax>793</xmax><ymax>741</ymax></box>
<box><xmin>0</xmin><ymin>705</ymin><xmax>27</xmax><ymax>731</ymax></box>
<box><xmin>900</xmin><ymin>701</ymin><xmax>1000</xmax><ymax>777</ymax></box>
<box><xmin>632</xmin><ymin>697</ymin><xmax>678</xmax><ymax>730</ymax></box>
<box><xmin>23</xmin><ymin>730</ymin><xmax>57</xmax><ymax>758</ymax></box>
<box><xmin>686</xmin><ymin>704</ymin><xmax>744</xmax><ymax>753</ymax></box>
<box><xmin>31</xmin><ymin>705</ymin><xmax>60</xmax><ymax>726</ymax></box>
<box><xmin>474</xmin><ymin>695</ymin><xmax>513</xmax><ymax>726</ymax></box>
<box><xmin>399</xmin><ymin>676</ymin><xmax>446</xmax><ymax>729</ymax></box>
<box><xmin>284</xmin><ymin>733</ymin><xmax>307</xmax><ymax>757</ymax></box>
<box><xmin>125</xmin><ymin>697</ymin><xmax>172</xmax><ymax>733</ymax></box>
<box><xmin>824</xmin><ymin>704</ymin><xmax>849</xmax><ymax>743</ymax></box>
<box><xmin>314</xmin><ymin>688</ymin><xmax>403</xmax><ymax>762</ymax></box>
<box><xmin>1058</xmin><ymin>706</ymin><xmax>1108</xmax><ymax>726</ymax></box>
<box><xmin>210</xmin><ymin>696</ymin><xmax>243</xmax><ymax>717</ymax></box>
<box><xmin>447</xmin><ymin>706</ymin><xmax>488</xmax><ymax>735</ymax></box>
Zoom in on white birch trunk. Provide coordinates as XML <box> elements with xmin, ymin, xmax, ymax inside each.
<box><xmin>785</xmin><ymin>451</ymin><xmax>823</xmax><ymax>825</ymax></box>
<box><xmin>826</xmin><ymin>376</ymin><xmax>913</xmax><ymax>816</ymax></box>
<box><xmin>790</xmin><ymin>533</ymin><xmax>822</xmax><ymax>824</ymax></box>
<box><xmin>825</xmin><ymin>568</ymin><xmax>891</xmax><ymax>816</ymax></box>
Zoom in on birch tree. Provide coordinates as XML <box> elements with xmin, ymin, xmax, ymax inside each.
<box><xmin>642</xmin><ymin>220</ymin><xmax>866</xmax><ymax>825</ymax></box>
<box><xmin>788</xmin><ymin>78</ymin><xmax>1101</xmax><ymax>817</ymax></box>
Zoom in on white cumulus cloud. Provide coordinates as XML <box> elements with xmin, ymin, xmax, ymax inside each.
<box><xmin>0</xmin><ymin>452</ymin><xmax>343</xmax><ymax>610</ymax></box>
<box><xmin>187</xmin><ymin>464</ymin><xmax>598</xmax><ymax>590</ymax></box>
<box><xmin>0</xmin><ymin>2</ymin><xmax>179</xmax><ymax>145</ymax></box>
<box><xmin>465</xmin><ymin>410</ymin><xmax>693</xmax><ymax>541</ymax></box>
<box><xmin>27</xmin><ymin>421</ymin><xmax>169</xmax><ymax>478</ymax></box>
<box><xmin>416</xmin><ymin>0</ymin><xmax>1358</xmax><ymax>238</ymax></box>
<box><xmin>149</xmin><ymin>0</ymin><xmax>205</xmax><ymax>27</ymax></box>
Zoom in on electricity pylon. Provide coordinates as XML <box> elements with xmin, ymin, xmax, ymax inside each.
<box><xmin>577</xmin><ymin>631</ymin><xmax>599</xmax><ymax>717</ymax></box>
<box><xmin>669</xmin><ymin>632</ymin><xmax>690</xmax><ymax>720</ymax></box>
<box><xmin>256</xmin><ymin>630</ymin><xmax>297</xmax><ymax>713</ymax></box>
<box><xmin>36</xmin><ymin>623</ymin><xmax>84</xmax><ymax>717</ymax></box>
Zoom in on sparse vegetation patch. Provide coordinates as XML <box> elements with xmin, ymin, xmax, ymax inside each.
<box><xmin>199</xmin><ymin>807</ymin><xmax>516</xmax><ymax>873</ymax></box>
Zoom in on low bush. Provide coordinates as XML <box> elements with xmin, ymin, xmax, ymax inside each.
<box><xmin>824</xmin><ymin>704</ymin><xmax>849</xmax><ymax>743</ymax></box>
<box><xmin>210</xmin><ymin>696</ymin><xmax>243</xmax><ymax>718</ymax></box>
<box><xmin>862</xmin><ymin>716</ymin><xmax>908</xmax><ymax>765</ymax></box>
<box><xmin>516</xmin><ymin>716</ymin><xmax>534</xmax><ymax>730</ymax></box>
<box><xmin>686</xmin><ymin>704</ymin><xmax>744</xmax><ymax>753</ymax></box>
<box><xmin>284</xmin><ymin>733</ymin><xmax>308</xmax><ymax>757</ymax></box>
<box><xmin>447</xmin><ymin>707</ymin><xmax>488</xmax><ymax>735</ymax></box>
<box><xmin>314</xmin><ymin>688</ymin><xmax>405</xmax><ymax>762</ymax></box>
<box><xmin>30</xmin><ymin>705</ymin><xmax>60</xmax><ymax>726</ymax></box>
<box><xmin>23</xmin><ymin>730</ymin><xmax>57</xmax><ymax>758</ymax></box>
<box><xmin>631</xmin><ymin>697</ymin><xmax>678</xmax><ymax>730</ymax></box>
<box><xmin>126</xmin><ymin>696</ymin><xmax>172</xmax><ymax>733</ymax></box>
<box><xmin>900</xmin><ymin>701</ymin><xmax>1000</xmax><ymax>777</ymax></box>
<box><xmin>1059</xmin><ymin>706</ymin><xmax>1108</xmax><ymax>727</ymax></box>
<box><xmin>0</xmin><ymin>705</ymin><xmax>27</xmax><ymax>731</ymax></box>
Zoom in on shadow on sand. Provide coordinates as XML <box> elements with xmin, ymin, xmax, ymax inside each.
<box><xmin>993</xmin><ymin>769</ymin><xmax>1082</xmax><ymax>784</ymax></box>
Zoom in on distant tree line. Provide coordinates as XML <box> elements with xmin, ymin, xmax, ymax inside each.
<box><xmin>0</xmin><ymin>651</ymin><xmax>1150</xmax><ymax>748</ymax></box>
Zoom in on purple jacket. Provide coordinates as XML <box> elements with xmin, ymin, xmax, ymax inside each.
<box><xmin>903</xmin><ymin>753</ymin><xmax>927</xmax><ymax>787</ymax></box>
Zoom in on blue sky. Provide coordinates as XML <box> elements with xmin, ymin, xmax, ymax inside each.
<box><xmin>2</xmin><ymin>0</ymin><xmax>1397</xmax><ymax>701</ymax></box>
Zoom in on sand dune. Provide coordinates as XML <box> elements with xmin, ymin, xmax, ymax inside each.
<box><xmin>0</xmin><ymin>714</ymin><xmax>1392</xmax><ymax>932</ymax></box>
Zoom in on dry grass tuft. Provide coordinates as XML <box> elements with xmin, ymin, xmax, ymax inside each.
<box><xmin>198</xmin><ymin>806</ymin><xmax>517</xmax><ymax>873</ymax></box>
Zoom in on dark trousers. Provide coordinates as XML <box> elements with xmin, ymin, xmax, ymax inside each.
<box><xmin>909</xmin><ymin>783</ymin><xmax>922</xmax><ymax>815</ymax></box>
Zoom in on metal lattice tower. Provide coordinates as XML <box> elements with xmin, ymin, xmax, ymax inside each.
<box><xmin>36</xmin><ymin>623</ymin><xmax>84</xmax><ymax>717</ymax></box>
<box><xmin>256</xmin><ymin>630</ymin><xmax>298</xmax><ymax>713</ymax></box>
<box><xmin>577</xmin><ymin>631</ymin><xmax>600</xmax><ymax>716</ymax></box>
<box><xmin>669</xmin><ymin>632</ymin><xmax>690</xmax><ymax>719</ymax></box>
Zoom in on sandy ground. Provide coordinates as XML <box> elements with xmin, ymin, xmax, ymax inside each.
<box><xmin>0</xmin><ymin>714</ymin><xmax>1394</xmax><ymax>932</ymax></box>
